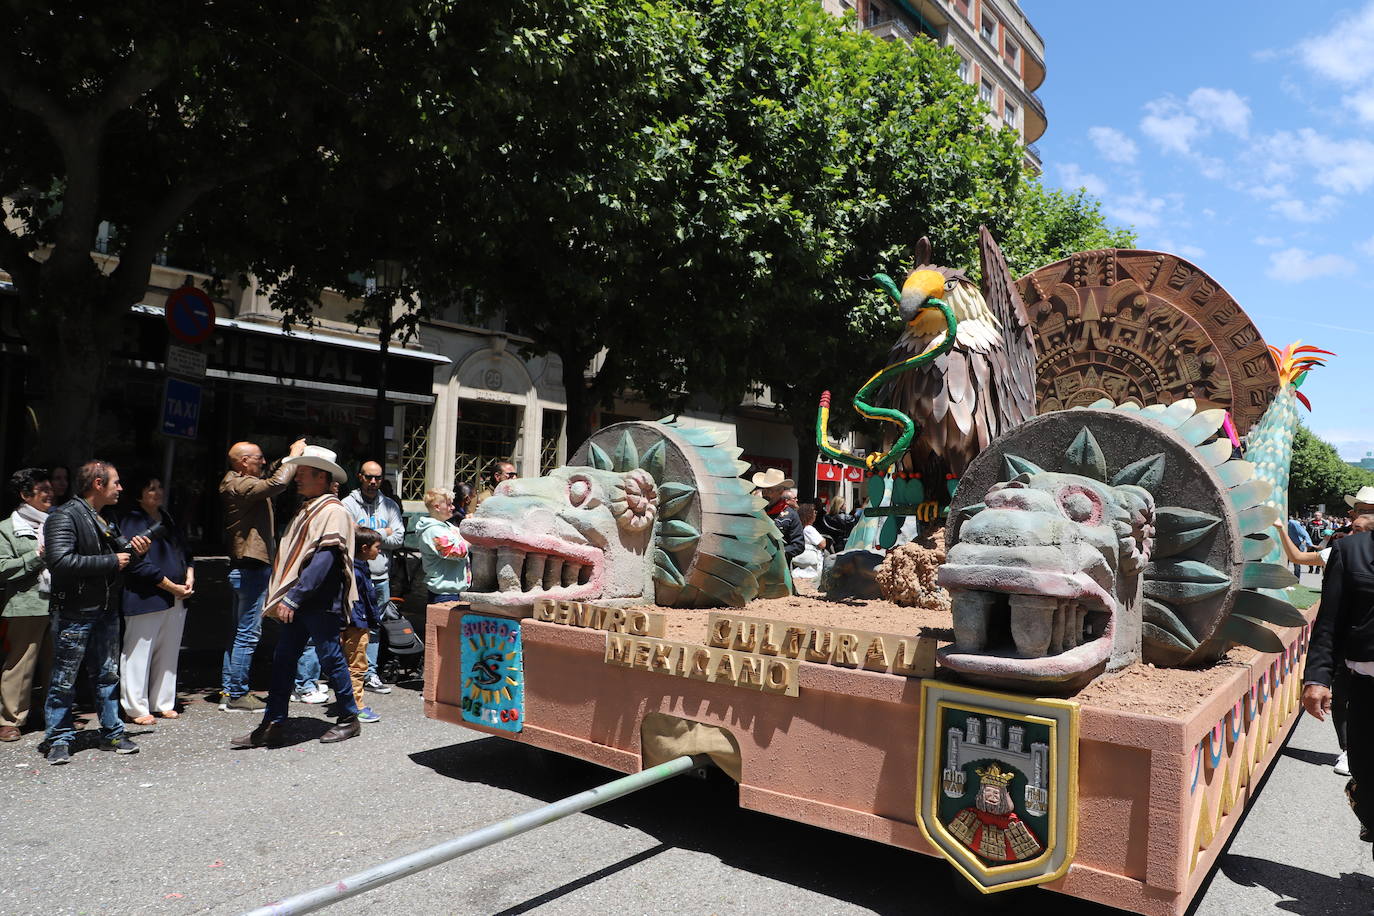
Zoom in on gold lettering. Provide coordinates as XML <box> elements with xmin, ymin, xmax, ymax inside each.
<box><xmin>627</xmin><ymin>611</ymin><xmax>652</xmax><ymax>636</ymax></box>
<box><xmin>606</xmin><ymin>608</ymin><xmax>628</xmax><ymax>633</ymax></box>
<box><xmin>758</xmin><ymin>623</ymin><xmax>780</xmax><ymax>655</ymax></box>
<box><xmin>575</xmin><ymin>602</ymin><xmax>597</xmax><ymax>627</ymax></box>
<box><xmin>765</xmin><ymin>659</ymin><xmax>792</xmax><ymax>691</ymax></box>
<box><xmin>834</xmin><ymin>632</ymin><xmax>861</xmax><ymax>666</ymax></box>
<box><xmin>632</xmin><ymin>641</ymin><xmax>653</xmax><ymax>669</ymax></box>
<box><xmin>650</xmin><ymin>642</ymin><xmax>675</xmax><ymax>671</ymax></box>
<box><xmin>534</xmin><ymin>598</ymin><xmax>557</xmax><ymax>622</ymax></box>
<box><xmin>864</xmin><ymin>636</ymin><xmax>890</xmax><ymax>669</ymax></box>
<box><xmin>555</xmin><ymin>600</ymin><xmax>575</xmax><ymax>625</ymax></box>
<box><xmin>606</xmin><ymin>635</ymin><xmax>633</xmax><ymax>665</ymax></box>
<box><xmin>710</xmin><ymin>618</ymin><xmax>734</xmax><ymax>648</ymax></box>
<box><xmin>782</xmin><ymin>627</ymin><xmax>807</xmax><ymax>658</ymax></box>
<box><xmin>738</xmin><ymin>655</ymin><xmax>763</xmax><ymax>687</ymax></box>
<box><xmin>690</xmin><ymin>648</ymin><xmax>712</xmax><ymax>678</ymax></box>
<box><xmin>713</xmin><ymin>651</ymin><xmax>739</xmax><ymax>683</ymax></box>
<box><xmin>732</xmin><ymin>622</ymin><xmax>758</xmax><ymax>653</ymax></box>
<box><xmin>805</xmin><ymin>629</ymin><xmax>834</xmax><ymax>663</ymax></box>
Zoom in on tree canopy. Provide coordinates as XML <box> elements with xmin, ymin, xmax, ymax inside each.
<box><xmin>1289</xmin><ymin>424</ymin><xmax>1374</xmax><ymax>513</ymax></box>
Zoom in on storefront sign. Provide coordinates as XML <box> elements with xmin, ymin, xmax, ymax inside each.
<box><xmin>707</xmin><ymin>612</ymin><xmax>935</xmax><ymax>677</ymax></box>
<box><xmin>604</xmin><ymin>633</ymin><xmax>799</xmax><ymax>697</ymax></box>
<box><xmin>160</xmin><ymin>377</ymin><xmax>202</xmax><ymax>439</ymax></box>
<box><xmin>533</xmin><ymin>598</ymin><xmax>665</xmax><ymax>636</ymax></box>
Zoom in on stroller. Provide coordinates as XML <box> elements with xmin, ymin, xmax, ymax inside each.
<box><xmin>377</xmin><ymin>600</ymin><xmax>425</xmax><ymax>685</ymax></box>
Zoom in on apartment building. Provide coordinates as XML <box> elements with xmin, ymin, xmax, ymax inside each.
<box><xmin>823</xmin><ymin>0</ymin><xmax>1047</xmax><ymax>172</ymax></box>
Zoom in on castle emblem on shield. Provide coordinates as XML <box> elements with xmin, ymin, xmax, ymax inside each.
<box><xmin>917</xmin><ymin>682</ymin><xmax>1079</xmax><ymax>893</ymax></box>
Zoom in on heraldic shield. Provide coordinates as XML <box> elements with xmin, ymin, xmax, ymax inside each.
<box><xmin>916</xmin><ymin>682</ymin><xmax>1080</xmax><ymax>893</ymax></box>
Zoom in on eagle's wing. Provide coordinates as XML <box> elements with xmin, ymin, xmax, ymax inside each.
<box><xmin>978</xmin><ymin>225</ymin><xmax>1038</xmax><ymax>434</ymax></box>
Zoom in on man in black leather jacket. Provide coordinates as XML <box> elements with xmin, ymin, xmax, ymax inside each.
<box><xmin>1304</xmin><ymin>525</ymin><xmax>1374</xmax><ymax>851</ymax></box>
<box><xmin>41</xmin><ymin>459</ymin><xmax>185</xmax><ymax>764</ymax></box>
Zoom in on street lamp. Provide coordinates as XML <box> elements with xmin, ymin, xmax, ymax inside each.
<box><xmin>371</xmin><ymin>259</ymin><xmax>404</xmax><ymax>469</ymax></box>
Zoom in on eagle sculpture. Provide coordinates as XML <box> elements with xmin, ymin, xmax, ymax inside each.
<box><xmin>818</xmin><ymin>227</ymin><xmax>1038</xmax><ymax>542</ymax></box>
<box><xmin>883</xmin><ymin>227</ymin><xmax>1038</xmax><ymax>523</ymax></box>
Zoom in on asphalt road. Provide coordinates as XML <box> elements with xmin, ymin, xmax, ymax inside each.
<box><xmin>2</xmin><ymin>674</ymin><xmax>1370</xmax><ymax>916</ymax></box>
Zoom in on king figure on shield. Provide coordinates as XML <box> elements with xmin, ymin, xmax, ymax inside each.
<box><xmin>946</xmin><ymin>763</ymin><xmax>1044</xmax><ymax>862</ymax></box>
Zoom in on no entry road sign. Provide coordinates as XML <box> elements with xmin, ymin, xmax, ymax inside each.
<box><xmin>165</xmin><ymin>286</ymin><xmax>217</xmax><ymax>345</ymax></box>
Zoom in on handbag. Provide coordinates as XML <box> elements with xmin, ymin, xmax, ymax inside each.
<box><xmin>380</xmin><ymin>615</ymin><xmax>424</xmax><ymax>656</ymax></box>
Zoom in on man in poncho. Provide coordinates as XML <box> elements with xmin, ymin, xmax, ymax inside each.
<box><xmin>231</xmin><ymin>445</ymin><xmax>361</xmax><ymax>749</ymax></box>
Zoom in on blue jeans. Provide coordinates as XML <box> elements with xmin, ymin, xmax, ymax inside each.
<box><xmin>365</xmin><ymin>578</ymin><xmax>389</xmax><ymax>679</ymax></box>
<box><xmin>223</xmin><ymin>564</ymin><xmax>270</xmax><ymax>698</ymax></box>
<box><xmin>45</xmin><ymin>609</ymin><xmax>123</xmax><ymax>747</ymax></box>
<box><xmin>295</xmin><ymin>641</ymin><xmax>321</xmax><ymax>691</ymax></box>
<box><xmin>263</xmin><ymin>605</ymin><xmax>359</xmax><ymax>725</ymax></box>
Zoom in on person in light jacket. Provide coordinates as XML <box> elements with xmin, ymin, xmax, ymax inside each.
<box><xmin>417</xmin><ymin>488</ymin><xmax>468</xmax><ymax>603</ymax></box>
<box><xmin>0</xmin><ymin>468</ymin><xmax>54</xmax><ymax>741</ymax></box>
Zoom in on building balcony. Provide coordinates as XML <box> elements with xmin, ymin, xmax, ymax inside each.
<box><xmin>1023</xmin><ymin>142</ymin><xmax>1042</xmax><ymax>175</ymax></box>
<box><xmin>865</xmin><ymin>16</ymin><xmax>916</xmax><ymax>42</ymax></box>
<box><xmin>1023</xmin><ymin>90</ymin><xmax>1046</xmax><ymax>144</ymax></box>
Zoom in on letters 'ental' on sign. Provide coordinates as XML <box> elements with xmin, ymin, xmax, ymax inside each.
<box><xmin>707</xmin><ymin>612</ymin><xmax>935</xmax><ymax>677</ymax></box>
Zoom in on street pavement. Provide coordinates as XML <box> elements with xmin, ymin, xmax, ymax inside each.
<box><xmin>2</xmin><ymin>670</ymin><xmax>1370</xmax><ymax>916</ymax></box>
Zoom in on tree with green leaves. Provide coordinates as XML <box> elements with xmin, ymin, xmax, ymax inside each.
<box><xmin>1290</xmin><ymin>423</ymin><xmax>1374</xmax><ymax>512</ymax></box>
<box><xmin>0</xmin><ymin>2</ymin><xmax>432</xmax><ymax>460</ymax></box>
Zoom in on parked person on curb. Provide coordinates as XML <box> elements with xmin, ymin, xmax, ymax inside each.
<box><xmin>231</xmin><ymin>445</ymin><xmax>361</xmax><ymax>749</ymax></box>
<box><xmin>418</xmin><ymin>488</ymin><xmax>469</xmax><ymax>603</ymax></box>
<box><xmin>48</xmin><ymin>465</ymin><xmax>70</xmax><ymax>506</ymax></box>
<box><xmin>0</xmin><ymin>469</ymin><xmax>54</xmax><ymax>741</ymax></box>
<box><xmin>341</xmin><ymin>460</ymin><xmax>403</xmax><ymax>696</ymax></box>
<box><xmin>44</xmin><ymin>460</ymin><xmax>187</xmax><ymax>764</ymax></box>
<box><xmin>346</xmin><ymin>527</ymin><xmax>385</xmax><ymax>724</ymax></box>
<box><xmin>219</xmin><ymin>438</ymin><xmax>304</xmax><ymax>712</ymax></box>
<box><xmin>791</xmin><ymin>504</ymin><xmax>827</xmax><ymax>579</ymax></box>
<box><xmin>751</xmin><ymin>469</ymin><xmax>804</xmax><ymax>564</ymax></box>
<box><xmin>117</xmin><ymin>473</ymin><xmax>194</xmax><ymax>725</ymax></box>
<box><xmin>473</xmin><ymin>460</ymin><xmax>517</xmax><ymax>511</ymax></box>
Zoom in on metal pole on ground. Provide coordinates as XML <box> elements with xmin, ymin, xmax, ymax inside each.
<box><xmin>240</xmin><ymin>754</ymin><xmax>704</xmax><ymax>916</ymax></box>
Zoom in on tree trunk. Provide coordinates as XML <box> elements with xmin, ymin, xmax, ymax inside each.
<box><xmin>16</xmin><ymin>267</ymin><xmax>117</xmax><ymax>464</ymax></box>
<box><xmin>560</xmin><ymin>347</ymin><xmax>597</xmax><ymax>454</ymax></box>
<box><xmin>793</xmin><ymin>418</ymin><xmax>819</xmax><ymax>500</ymax></box>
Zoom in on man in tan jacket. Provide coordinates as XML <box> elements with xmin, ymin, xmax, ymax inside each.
<box><xmin>218</xmin><ymin>437</ymin><xmax>303</xmax><ymax>711</ymax></box>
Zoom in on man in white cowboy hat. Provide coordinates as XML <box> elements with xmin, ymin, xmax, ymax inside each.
<box><xmin>231</xmin><ymin>445</ymin><xmax>363</xmax><ymax>748</ymax></box>
<box><xmin>1306</xmin><ymin>482</ymin><xmax>1374</xmax><ymax>855</ymax></box>
<box><xmin>751</xmin><ymin>468</ymin><xmax>804</xmax><ymax>565</ymax></box>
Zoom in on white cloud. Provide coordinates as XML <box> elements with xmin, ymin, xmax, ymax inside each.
<box><xmin>1265</xmin><ymin>246</ymin><xmax>1356</xmax><ymax>281</ymax></box>
<box><xmin>1254</xmin><ymin>235</ymin><xmax>1285</xmax><ymax>247</ymax></box>
<box><xmin>1056</xmin><ymin>162</ymin><xmax>1107</xmax><ymax>197</ymax></box>
<box><xmin>1270</xmin><ymin>194</ymin><xmax>1341</xmax><ymax>223</ymax></box>
<box><xmin>1087</xmin><ymin>126</ymin><xmax>1138</xmax><ymax>164</ymax></box>
<box><xmin>1262</xmin><ymin>129</ymin><xmax>1374</xmax><ymax>194</ymax></box>
<box><xmin>1154</xmin><ymin>239</ymin><xmax>1206</xmax><ymax>260</ymax></box>
<box><xmin>1140</xmin><ymin>99</ymin><xmax>1200</xmax><ymax>154</ymax></box>
<box><xmin>1244</xmin><ymin>183</ymin><xmax>1290</xmax><ymax>201</ymax></box>
<box><xmin>1104</xmin><ymin>191</ymin><xmax>1166</xmax><ymax>229</ymax></box>
<box><xmin>1187</xmin><ymin>88</ymin><xmax>1250</xmax><ymax>136</ymax></box>
<box><xmin>1357</xmin><ymin>235</ymin><xmax>1374</xmax><ymax>257</ymax></box>
<box><xmin>1297</xmin><ymin>4</ymin><xmax>1374</xmax><ymax>84</ymax></box>
<box><xmin>1346</xmin><ymin>87</ymin><xmax>1374</xmax><ymax>124</ymax></box>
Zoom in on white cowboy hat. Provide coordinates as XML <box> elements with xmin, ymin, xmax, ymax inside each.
<box><xmin>284</xmin><ymin>444</ymin><xmax>347</xmax><ymax>483</ymax></box>
<box><xmin>750</xmin><ymin>468</ymin><xmax>795</xmax><ymax>490</ymax></box>
<box><xmin>1345</xmin><ymin>485</ymin><xmax>1374</xmax><ymax>508</ymax></box>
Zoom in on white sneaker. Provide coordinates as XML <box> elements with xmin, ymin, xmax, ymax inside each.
<box><xmin>1336</xmin><ymin>750</ymin><xmax>1351</xmax><ymax>777</ymax></box>
<box><xmin>292</xmin><ymin>686</ymin><xmax>330</xmax><ymax>704</ymax></box>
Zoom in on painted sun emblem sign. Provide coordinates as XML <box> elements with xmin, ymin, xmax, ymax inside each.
<box><xmin>459</xmin><ymin>614</ymin><xmax>524</xmax><ymax>732</ymax></box>
<box><xmin>916</xmin><ymin>682</ymin><xmax>1079</xmax><ymax>893</ymax></box>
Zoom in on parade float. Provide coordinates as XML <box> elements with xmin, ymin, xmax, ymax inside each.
<box><xmin>423</xmin><ymin>240</ymin><xmax>1323</xmax><ymax>916</ymax></box>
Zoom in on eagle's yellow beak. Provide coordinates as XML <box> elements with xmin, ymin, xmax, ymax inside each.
<box><xmin>901</xmin><ymin>269</ymin><xmax>946</xmax><ymax>333</ymax></box>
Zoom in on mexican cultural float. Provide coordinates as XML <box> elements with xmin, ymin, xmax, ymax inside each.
<box><xmin>423</xmin><ymin>237</ymin><xmax>1326</xmax><ymax>916</ymax></box>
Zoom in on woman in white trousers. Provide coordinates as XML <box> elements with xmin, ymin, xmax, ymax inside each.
<box><xmin>118</xmin><ymin>475</ymin><xmax>194</xmax><ymax>724</ymax></box>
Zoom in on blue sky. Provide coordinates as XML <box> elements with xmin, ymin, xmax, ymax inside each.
<box><xmin>1026</xmin><ymin>1</ymin><xmax>1374</xmax><ymax>460</ymax></box>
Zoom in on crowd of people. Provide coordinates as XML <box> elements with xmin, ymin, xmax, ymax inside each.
<box><xmin>0</xmin><ymin>443</ymin><xmax>521</xmax><ymax>765</ymax></box>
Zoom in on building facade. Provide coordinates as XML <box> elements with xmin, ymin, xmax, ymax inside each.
<box><xmin>821</xmin><ymin>0</ymin><xmax>1046</xmax><ymax>172</ymax></box>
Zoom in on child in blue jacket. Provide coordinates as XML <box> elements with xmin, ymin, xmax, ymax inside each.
<box><xmin>346</xmin><ymin>527</ymin><xmax>385</xmax><ymax>723</ymax></box>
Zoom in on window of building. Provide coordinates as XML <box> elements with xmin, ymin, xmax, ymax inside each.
<box><xmin>1003</xmin><ymin>100</ymin><xmax>1018</xmax><ymax>128</ymax></box>
<box><xmin>951</xmin><ymin>0</ymin><xmax>971</xmax><ymax>20</ymax></box>
<box><xmin>540</xmin><ymin>409</ymin><xmax>565</xmax><ymax>474</ymax></box>
<box><xmin>1005</xmin><ymin>37</ymin><xmax>1020</xmax><ymax>68</ymax></box>
<box><xmin>957</xmin><ymin>55</ymin><xmax>971</xmax><ymax>83</ymax></box>
<box><xmin>980</xmin><ymin>80</ymin><xmax>995</xmax><ymax>105</ymax></box>
<box><xmin>867</xmin><ymin>1</ymin><xmax>886</xmax><ymax>26</ymax></box>
<box><xmin>453</xmin><ymin>399</ymin><xmax>521</xmax><ymax>491</ymax></box>
<box><xmin>979</xmin><ymin>13</ymin><xmax>998</xmax><ymax>46</ymax></box>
